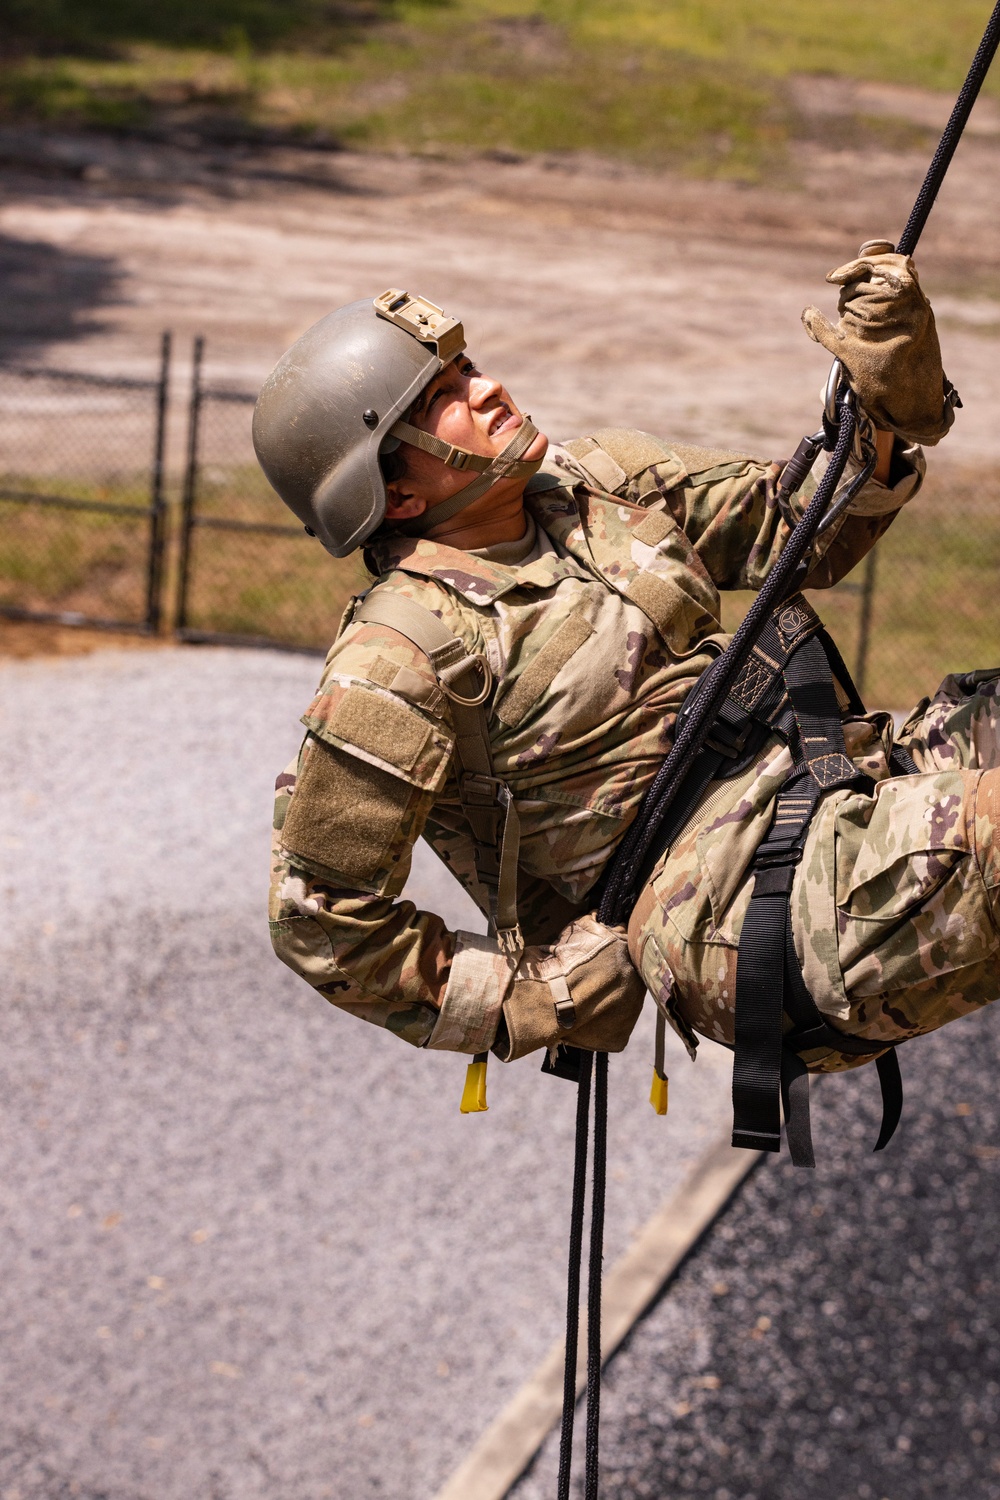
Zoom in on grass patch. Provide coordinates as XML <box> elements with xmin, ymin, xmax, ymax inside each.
<box><xmin>181</xmin><ymin>522</ymin><xmax>366</xmax><ymax>646</ymax></box>
<box><xmin>0</xmin><ymin>495</ymin><xmax>153</xmax><ymax>622</ymax></box>
<box><xmin>2</xmin><ymin>0</ymin><xmax>998</xmax><ymax>175</ymax></box>
<box><xmin>178</xmin><ymin>458</ymin><xmax>368</xmax><ymax>646</ymax></box>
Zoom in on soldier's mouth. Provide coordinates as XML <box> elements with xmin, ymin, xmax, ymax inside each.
<box><xmin>488</xmin><ymin>404</ymin><xmax>520</xmax><ymax>439</ymax></box>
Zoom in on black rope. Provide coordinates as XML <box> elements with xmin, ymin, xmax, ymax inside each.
<box><xmin>598</xmin><ymin>401</ymin><xmax>859</xmax><ymax>926</ymax></box>
<box><xmin>584</xmin><ymin>1052</ymin><xmax>608</xmax><ymax>1500</ymax></box>
<box><xmin>896</xmin><ymin>0</ymin><xmax>1000</xmax><ymax>256</ymax></box>
<box><xmin>557</xmin><ymin>1050</ymin><xmax>592</xmax><ymax>1500</ymax></box>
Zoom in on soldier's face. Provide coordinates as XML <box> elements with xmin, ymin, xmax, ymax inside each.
<box><xmin>383</xmin><ymin>356</ymin><xmax>548</xmax><ymax>524</ymax></box>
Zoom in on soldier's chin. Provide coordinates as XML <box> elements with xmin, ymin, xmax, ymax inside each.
<box><xmin>526</xmin><ymin>428</ymin><xmax>549</xmax><ymax>461</ymax></box>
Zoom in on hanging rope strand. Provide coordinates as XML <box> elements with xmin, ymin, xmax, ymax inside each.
<box><xmin>584</xmin><ymin>1053</ymin><xmax>609</xmax><ymax>1500</ymax></box>
<box><xmin>557</xmin><ymin>1052</ymin><xmax>593</xmax><ymax>1500</ymax></box>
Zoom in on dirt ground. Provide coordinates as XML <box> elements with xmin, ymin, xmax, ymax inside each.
<box><xmin>1</xmin><ymin>94</ymin><xmax>999</xmax><ymax>659</ymax></box>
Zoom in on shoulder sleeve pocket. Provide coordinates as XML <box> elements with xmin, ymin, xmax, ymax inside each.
<box><xmin>281</xmin><ymin>735</ymin><xmax>418</xmax><ymax>889</ymax></box>
<box><xmin>303</xmin><ymin>682</ymin><xmax>452</xmax><ymax>793</ymax></box>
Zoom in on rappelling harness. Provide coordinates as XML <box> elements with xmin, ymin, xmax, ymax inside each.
<box><xmin>630</xmin><ymin>586</ymin><xmax>915</xmax><ymax>1168</ymax></box>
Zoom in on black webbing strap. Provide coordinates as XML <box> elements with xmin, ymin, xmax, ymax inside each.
<box><xmin>557</xmin><ymin>1050</ymin><xmax>608</xmax><ymax>1500</ymax></box>
<box><xmin>732</xmin><ymin>774</ymin><xmax>823</xmax><ymax>1157</ymax></box>
<box><xmin>734</xmin><ymin>760</ymin><xmax>904</xmax><ymax>1165</ymax></box>
<box><xmin>731</xmin><ymin>622</ymin><xmax>908</xmax><ymax>1166</ymax></box>
<box><xmin>784</xmin><ymin>633</ymin><xmax>860</xmax><ymax>788</ymax></box>
<box><xmin>629</xmin><ymin>595</ymin><xmax>826</xmax><ymax>896</ymax></box>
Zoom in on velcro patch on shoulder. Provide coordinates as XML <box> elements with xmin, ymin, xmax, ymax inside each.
<box><xmin>329</xmin><ymin>685</ymin><xmax>430</xmax><ymax>773</ymax></box>
<box><xmin>302</xmin><ymin>680</ymin><xmax>452</xmax><ymax>791</ymax></box>
<box><xmin>364</xmin><ymin>656</ymin><xmax>445</xmax><ymax>714</ymax></box>
<box><xmin>670</xmin><ymin>443</ymin><xmax>761</xmax><ymax>478</ymax></box>
<box><xmin>632</xmin><ymin>511</ymin><xmax>677</xmax><ymax>548</ymax></box>
<box><xmin>366</xmin><ymin>655</ymin><xmax>400</xmax><ymax>689</ymax></box>
<box><xmin>280</xmin><ymin>735</ymin><xmax>413</xmax><ymax>887</ymax></box>
<box><xmin>588</xmin><ymin>428</ymin><xmax>676</xmax><ymax>478</ymax></box>
<box><xmin>564</xmin><ymin>439</ymin><xmax>627</xmax><ymax>494</ymax></box>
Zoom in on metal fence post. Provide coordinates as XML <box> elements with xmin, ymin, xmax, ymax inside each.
<box><xmin>854</xmin><ymin>547</ymin><xmax>877</xmax><ymax>700</ymax></box>
<box><xmin>145</xmin><ymin>330</ymin><xmax>171</xmax><ymax>633</ymax></box>
<box><xmin>175</xmin><ymin>335</ymin><xmax>205</xmax><ymax>634</ymax></box>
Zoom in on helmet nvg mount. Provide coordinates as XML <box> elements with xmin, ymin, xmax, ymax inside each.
<box><xmin>252</xmin><ymin>289</ymin><xmax>542</xmax><ymax>557</ymax></box>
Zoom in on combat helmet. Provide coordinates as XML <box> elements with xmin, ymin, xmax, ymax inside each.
<box><xmin>252</xmin><ymin>290</ymin><xmax>542</xmax><ymax>557</ymax></box>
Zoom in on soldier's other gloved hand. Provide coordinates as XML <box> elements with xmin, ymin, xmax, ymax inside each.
<box><xmin>493</xmin><ymin>914</ymin><xmax>646</xmax><ymax>1062</ymax></box>
<box><xmin>801</xmin><ymin>245</ymin><xmax>957</xmax><ymax>445</ymax></box>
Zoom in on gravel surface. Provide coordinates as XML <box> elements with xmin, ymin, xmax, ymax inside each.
<box><xmin>6</xmin><ymin>646</ymin><xmax>997</xmax><ymax>1500</ymax></box>
<box><xmin>514</xmin><ymin>1008</ymin><xmax>1000</xmax><ymax>1500</ymax></box>
<box><xmin>0</xmin><ymin>646</ymin><xmax>733</xmax><ymax>1500</ymax></box>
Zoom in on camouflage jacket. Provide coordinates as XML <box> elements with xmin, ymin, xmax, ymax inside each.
<box><xmin>270</xmin><ymin>427</ymin><xmax>924</xmax><ymax>1053</ymax></box>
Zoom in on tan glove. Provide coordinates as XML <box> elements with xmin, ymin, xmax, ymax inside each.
<box><xmin>801</xmin><ymin>243</ymin><xmax>957</xmax><ymax>446</ymax></box>
<box><xmin>493</xmin><ymin>914</ymin><xmax>646</xmax><ymax>1062</ymax></box>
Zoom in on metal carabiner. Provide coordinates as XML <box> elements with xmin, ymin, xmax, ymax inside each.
<box><xmin>824</xmin><ymin>357</ymin><xmax>846</xmax><ymax>427</ymax></box>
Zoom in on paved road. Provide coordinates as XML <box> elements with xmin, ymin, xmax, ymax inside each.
<box><xmin>0</xmin><ymin>647</ymin><xmax>732</xmax><ymax>1500</ymax></box>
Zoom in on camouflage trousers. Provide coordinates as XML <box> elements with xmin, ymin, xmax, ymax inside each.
<box><xmin>629</xmin><ymin>669</ymin><xmax>1000</xmax><ymax>1073</ymax></box>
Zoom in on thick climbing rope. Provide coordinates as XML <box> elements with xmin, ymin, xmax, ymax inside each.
<box><xmin>597</xmin><ymin>398</ymin><xmax>862</xmax><ymax>926</ymax></box>
<box><xmin>896</xmin><ymin>0</ymin><xmax>1000</xmax><ymax>257</ymax></box>
<box><xmin>556</xmin><ymin>8</ymin><xmax>1000</xmax><ymax>1495</ymax></box>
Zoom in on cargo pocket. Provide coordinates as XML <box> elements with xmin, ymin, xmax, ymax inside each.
<box><xmin>835</xmin><ymin>776</ymin><xmax>970</xmax><ymax>924</ymax></box>
<box><xmin>284</xmin><ymin>679</ymin><xmax>454</xmax><ymax>894</ymax></box>
<box><xmin>834</xmin><ymin>771</ymin><xmax>992</xmax><ymax>999</ymax></box>
<box><xmin>624</xmin><ymin>511</ymin><xmax>721</xmax><ymax>657</ymax></box>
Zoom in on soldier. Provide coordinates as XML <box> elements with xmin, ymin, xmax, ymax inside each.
<box><xmin>255</xmin><ymin>255</ymin><xmax>991</xmax><ymax>1120</ymax></box>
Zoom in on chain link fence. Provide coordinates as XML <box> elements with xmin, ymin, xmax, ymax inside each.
<box><xmin>0</xmin><ymin>336</ymin><xmax>995</xmax><ymax>714</ymax></box>
<box><xmin>175</xmin><ymin>337</ymin><xmax>365</xmax><ymax>653</ymax></box>
<box><xmin>0</xmin><ymin>337</ymin><xmax>170</xmax><ymax>633</ymax></box>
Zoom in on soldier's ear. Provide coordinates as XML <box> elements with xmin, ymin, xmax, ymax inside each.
<box><xmin>384</xmin><ymin>489</ymin><xmax>428</xmax><ymax>521</ymax></box>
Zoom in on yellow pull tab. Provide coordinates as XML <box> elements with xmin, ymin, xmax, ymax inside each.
<box><xmin>460</xmin><ymin>1054</ymin><xmax>489</xmax><ymax>1114</ymax></box>
<box><xmin>649</xmin><ymin>1068</ymin><xmax>669</xmax><ymax>1116</ymax></box>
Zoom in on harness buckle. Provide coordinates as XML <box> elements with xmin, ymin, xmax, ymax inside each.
<box><xmin>460</xmin><ymin>771</ymin><xmax>507</xmax><ymax>808</ymax></box>
<box><xmin>705</xmin><ymin>719</ymin><xmax>752</xmax><ymax>758</ymax></box>
<box><xmin>754</xmin><ymin>840</ymin><xmax>803</xmax><ymax>869</ymax></box>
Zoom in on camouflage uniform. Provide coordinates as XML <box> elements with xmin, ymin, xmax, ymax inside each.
<box><xmin>268</xmin><ymin>426</ymin><xmax>982</xmax><ymax>1067</ymax></box>
<box><xmin>629</xmin><ymin>666</ymin><xmax>1000</xmax><ymax>1073</ymax></box>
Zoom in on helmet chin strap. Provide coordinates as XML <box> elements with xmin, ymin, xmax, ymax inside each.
<box><xmin>389</xmin><ymin>415</ymin><xmax>543</xmax><ymax>536</ymax></box>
